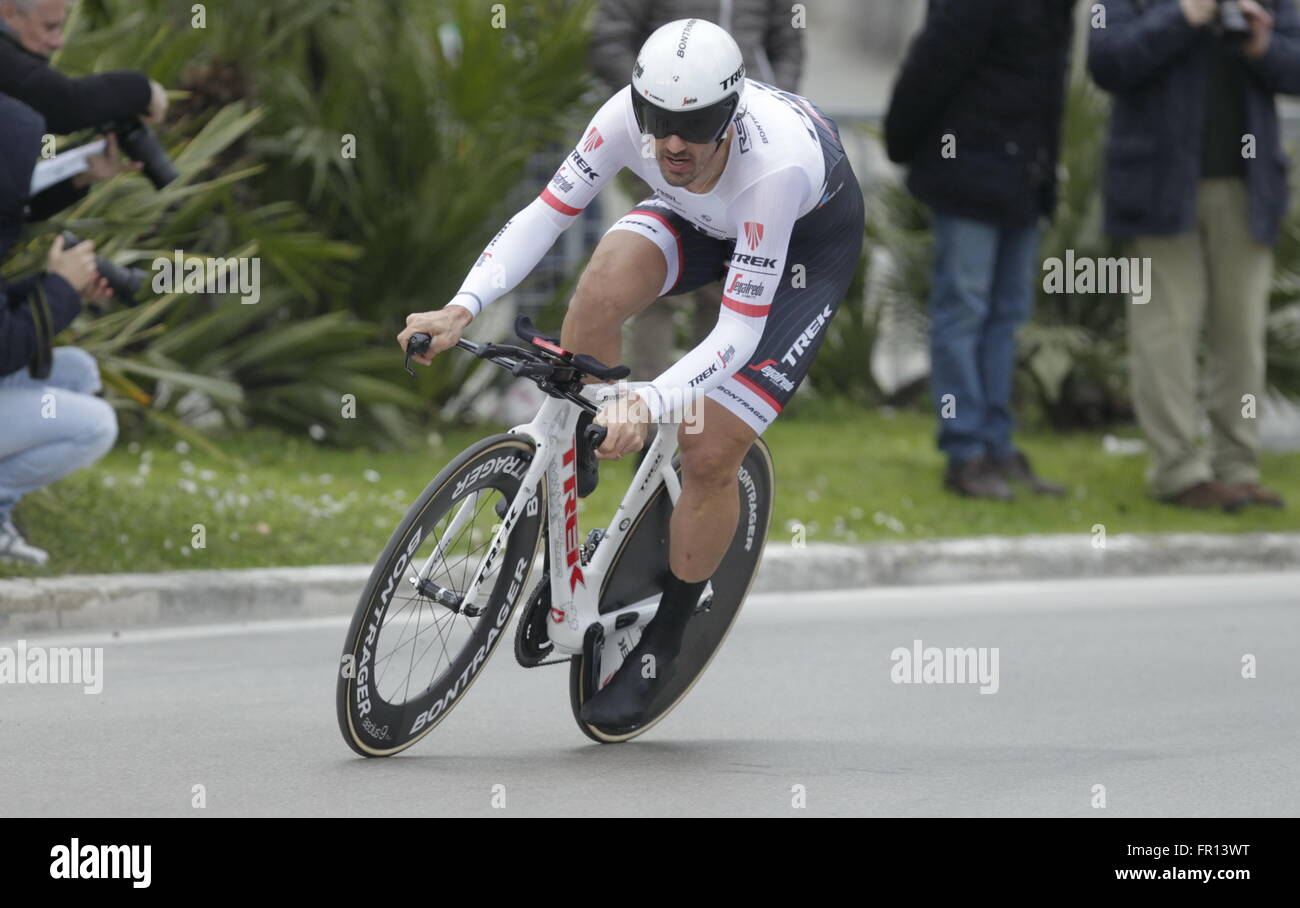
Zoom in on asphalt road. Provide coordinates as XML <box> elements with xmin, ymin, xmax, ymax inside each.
<box><xmin>1</xmin><ymin>572</ymin><xmax>1296</xmax><ymax>817</ymax></box>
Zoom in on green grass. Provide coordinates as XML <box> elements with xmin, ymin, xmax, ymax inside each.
<box><xmin>3</xmin><ymin>405</ymin><xmax>1298</xmax><ymax>578</ymax></box>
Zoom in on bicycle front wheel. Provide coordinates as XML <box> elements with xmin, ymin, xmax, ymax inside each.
<box><xmin>337</xmin><ymin>434</ymin><xmax>544</xmax><ymax>757</ymax></box>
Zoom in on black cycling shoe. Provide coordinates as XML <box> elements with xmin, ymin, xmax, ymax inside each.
<box><xmin>578</xmin><ymin>573</ymin><xmax>707</xmax><ymax>731</ymax></box>
<box><xmin>579</xmin><ymin>623</ymin><xmax>681</xmax><ymax>731</ymax></box>
<box><xmin>575</xmin><ymin>409</ymin><xmax>600</xmax><ymax>498</ymax></box>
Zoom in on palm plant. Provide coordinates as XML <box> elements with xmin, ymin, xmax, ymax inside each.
<box><xmin>4</xmin><ymin>0</ymin><xmax>596</xmax><ymax>448</ymax></box>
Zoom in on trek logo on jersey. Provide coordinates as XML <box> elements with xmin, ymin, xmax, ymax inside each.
<box><xmin>720</xmin><ymin>63</ymin><xmax>745</xmax><ymax>91</ymax></box>
<box><xmin>731</xmin><ymin>252</ymin><xmax>778</xmax><ymax>270</ymax></box>
<box><xmin>689</xmin><ymin>362</ymin><xmax>719</xmax><ymax>387</ymax></box>
<box><xmin>582</xmin><ymin>127</ymin><xmax>604</xmax><ymax>152</ymax></box>
<box><xmin>782</xmin><ymin>304</ymin><xmax>834</xmax><ymax>367</ymax></box>
<box><xmin>550</xmin><ymin>167</ymin><xmax>575</xmax><ymax>195</ymax></box>
<box><xmin>718</xmin><ymin>343</ymin><xmax>737</xmax><ymax>367</ymax></box>
<box><xmin>727</xmin><ymin>272</ymin><xmax>765</xmax><ymax>299</ymax></box>
<box><xmin>743</xmin><ymin>222</ymin><xmax>764</xmax><ymax>250</ymax></box>
<box><xmin>568</xmin><ymin>149</ymin><xmax>599</xmax><ymax>183</ymax></box>
<box><xmin>748</xmin><ymin>359</ymin><xmax>795</xmax><ymax>392</ymax></box>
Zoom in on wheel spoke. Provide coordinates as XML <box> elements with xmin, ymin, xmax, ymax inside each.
<box><xmin>370</xmin><ymin>487</ymin><xmax>503</xmax><ymax>706</ymax></box>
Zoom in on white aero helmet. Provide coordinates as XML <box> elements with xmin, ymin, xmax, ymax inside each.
<box><xmin>631</xmin><ymin>18</ymin><xmax>746</xmax><ymax>144</ymax></box>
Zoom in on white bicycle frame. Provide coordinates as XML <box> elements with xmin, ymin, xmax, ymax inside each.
<box><xmin>410</xmin><ymin>382</ymin><xmax>706</xmax><ymax>661</ymax></box>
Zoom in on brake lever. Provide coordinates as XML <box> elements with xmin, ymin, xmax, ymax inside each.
<box><xmin>405</xmin><ymin>332</ymin><xmax>432</xmax><ymax>377</ymax></box>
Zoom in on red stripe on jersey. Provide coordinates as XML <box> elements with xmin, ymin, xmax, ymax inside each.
<box><xmin>734</xmin><ymin>372</ymin><xmax>784</xmax><ymax>412</ymax></box>
<box><xmin>540</xmin><ymin>187</ymin><xmax>582</xmax><ymax>216</ymax></box>
<box><xmin>722</xmin><ymin>295</ymin><xmax>770</xmax><ymax>318</ymax></box>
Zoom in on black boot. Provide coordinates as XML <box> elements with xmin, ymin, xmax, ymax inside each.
<box><xmin>575</xmin><ymin>409</ymin><xmax>600</xmax><ymax>498</ymax></box>
<box><xmin>579</xmin><ymin>572</ymin><xmax>708</xmax><ymax>731</ymax></box>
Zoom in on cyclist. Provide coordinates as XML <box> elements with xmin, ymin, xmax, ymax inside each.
<box><xmin>400</xmin><ymin>19</ymin><xmax>864</xmax><ymax>731</ymax></box>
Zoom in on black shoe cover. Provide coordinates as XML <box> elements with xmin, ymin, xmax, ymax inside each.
<box><xmin>579</xmin><ymin>623</ymin><xmax>680</xmax><ymax>731</ymax></box>
<box><xmin>579</xmin><ymin>573</ymin><xmax>707</xmax><ymax>731</ymax></box>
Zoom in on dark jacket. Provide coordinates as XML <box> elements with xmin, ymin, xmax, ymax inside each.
<box><xmin>1</xmin><ymin>95</ymin><xmax>81</xmax><ymax>378</ymax></box>
<box><xmin>588</xmin><ymin>0</ymin><xmax>803</xmax><ymax>94</ymax></box>
<box><xmin>0</xmin><ymin>29</ymin><xmax>150</xmax><ymax>134</ymax></box>
<box><xmin>884</xmin><ymin>0</ymin><xmax>1077</xmax><ymax>227</ymax></box>
<box><xmin>1088</xmin><ymin>0</ymin><xmax>1300</xmax><ymax>245</ymax></box>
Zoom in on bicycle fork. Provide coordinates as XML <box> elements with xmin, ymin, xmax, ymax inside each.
<box><xmin>408</xmin><ymin>433</ymin><xmax>554</xmax><ymax>617</ymax></box>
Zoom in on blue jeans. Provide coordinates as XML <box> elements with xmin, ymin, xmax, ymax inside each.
<box><xmin>927</xmin><ymin>214</ymin><xmax>1040</xmax><ymax>466</ymax></box>
<box><xmin>0</xmin><ymin>347</ymin><xmax>118</xmax><ymax>522</ymax></box>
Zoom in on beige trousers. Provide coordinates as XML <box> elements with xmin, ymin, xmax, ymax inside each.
<box><xmin>1128</xmin><ymin>178</ymin><xmax>1273</xmax><ymax>496</ymax></box>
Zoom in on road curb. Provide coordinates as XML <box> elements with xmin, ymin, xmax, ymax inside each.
<box><xmin>2</xmin><ymin>532</ymin><xmax>1297</xmax><ymax>636</ymax></box>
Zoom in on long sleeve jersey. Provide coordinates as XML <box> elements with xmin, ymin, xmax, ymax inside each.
<box><xmin>449</xmin><ymin>79</ymin><xmax>834</xmax><ymax>419</ymax></box>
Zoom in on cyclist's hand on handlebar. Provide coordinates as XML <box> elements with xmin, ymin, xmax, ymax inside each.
<box><xmin>397</xmin><ymin>306</ymin><xmax>473</xmax><ymax>365</ymax></box>
<box><xmin>593</xmin><ymin>392</ymin><xmax>651</xmax><ymax>460</ymax></box>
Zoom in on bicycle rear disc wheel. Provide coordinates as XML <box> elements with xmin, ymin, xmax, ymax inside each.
<box><xmin>337</xmin><ymin>434</ymin><xmax>543</xmax><ymax>757</ymax></box>
<box><xmin>569</xmin><ymin>438</ymin><xmax>775</xmax><ymax>743</ymax></box>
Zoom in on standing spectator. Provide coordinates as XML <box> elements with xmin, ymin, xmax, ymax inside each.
<box><xmin>588</xmin><ymin>1</ymin><xmax>804</xmax><ymax>382</ymax></box>
<box><xmin>884</xmin><ymin>0</ymin><xmax>1075</xmax><ymax>500</ymax></box>
<box><xmin>1089</xmin><ymin>0</ymin><xmax>1294</xmax><ymax>510</ymax></box>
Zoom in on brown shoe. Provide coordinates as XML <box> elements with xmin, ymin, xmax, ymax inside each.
<box><xmin>1160</xmin><ymin>480</ymin><xmax>1250</xmax><ymax>512</ymax></box>
<box><xmin>990</xmin><ymin>451</ymin><xmax>1066</xmax><ymax>497</ymax></box>
<box><xmin>1228</xmin><ymin>483</ymin><xmax>1285</xmax><ymax>509</ymax></box>
<box><xmin>944</xmin><ymin>457</ymin><xmax>1015</xmax><ymax>501</ymax></box>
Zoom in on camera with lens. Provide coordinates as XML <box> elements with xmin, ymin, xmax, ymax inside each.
<box><xmin>60</xmin><ymin>231</ymin><xmax>147</xmax><ymax>304</ymax></box>
<box><xmin>1217</xmin><ymin>0</ymin><xmax>1252</xmax><ymax>46</ymax></box>
<box><xmin>102</xmin><ymin>120</ymin><xmax>179</xmax><ymax>189</ymax></box>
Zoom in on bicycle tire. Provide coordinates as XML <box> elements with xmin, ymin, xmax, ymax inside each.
<box><xmin>337</xmin><ymin>434</ymin><xmax>544</xmax><ymax>757</ymax></box>
<box><xmin>569</xmin><ymin>437</ymin><xmax>776</xmax><ymax>743</ymax></box>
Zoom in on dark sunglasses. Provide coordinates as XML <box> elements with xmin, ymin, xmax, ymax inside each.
<box><xmin>632</xmin><ymin>91</ymin><xmax>739</xmax><ymax>145</ymax></box>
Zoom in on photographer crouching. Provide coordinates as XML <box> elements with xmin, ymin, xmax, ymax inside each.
<box><xmin>0</xmin><ymin>95</ymin><xmax>116</xmax><ymax>566</ymax></box>
<box><xmin>0</xmin><ymin>0</ymin><xmax>167</xmax><ymax>131</ymax></box>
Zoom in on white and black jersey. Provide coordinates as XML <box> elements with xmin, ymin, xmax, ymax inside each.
<box><xmin>450</xmin><ymin>79</ymin><xmax>863</xmax><ymax>433</ymax></box>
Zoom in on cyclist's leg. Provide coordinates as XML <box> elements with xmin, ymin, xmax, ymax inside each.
<box><xmin>561</xmin><ymin>198</ymin><xmax>729</xmax><ymax>372</ymax></box>
<box><xmin>671</xmin><ymin>402</ymin><xmax>756</xmax><ymax>582</ymax></box>
<box><xmin>692</xmin><ymin>155</ymin><xmax>864</xmax><ymax>563</ymax></box>
<box><xmin>560</xmin><ymin>230</ymin><xmax>663</xmax><ymax>368</ymax></box>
